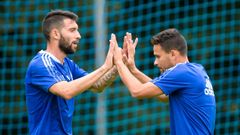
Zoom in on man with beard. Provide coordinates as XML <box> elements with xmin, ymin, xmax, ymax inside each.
<box><xmin>25</xmin><ymin>10</ymin><xmax>117</xmax><ymax>135</ymax></box>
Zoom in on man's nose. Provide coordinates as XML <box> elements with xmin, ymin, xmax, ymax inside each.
<box><xmin>76</xmin><ymin>31</ymin><xmax>81</xmax><ymax>39</ymax></box>
<box><xmin>154</xmin><ymin>59</ymin><xmax>157</xmax><ymax>66</ymax></box>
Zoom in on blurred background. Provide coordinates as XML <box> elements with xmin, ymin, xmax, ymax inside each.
<box><xmin>0</xmin><ymin>0</ymin><xmax>239</xmax><ymax>134</ymax></box>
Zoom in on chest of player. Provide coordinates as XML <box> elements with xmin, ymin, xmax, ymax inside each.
<box><xmin>55</xmin><ymin>63</ymin><xmax>73</xmax><ymax>81</ymax></box>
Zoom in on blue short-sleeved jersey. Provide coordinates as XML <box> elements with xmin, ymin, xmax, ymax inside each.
<box><xmin>151</xmin><ymin>62</ymin><xmax>216</xmax><ymax>135</ymax></box>
<box><xmin>25</xmin><ymin>50</ymin><xmax>88</xmax><ymax>135</ymax></box>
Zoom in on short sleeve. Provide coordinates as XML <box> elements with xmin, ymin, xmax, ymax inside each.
<box><xmin>151</xmin><ymin>65</ymin><xmax>189</xmax><ymax>95</ymax></box>
<box><xmin>71</xmin><ymin>63</ymin><xmax>88</xmax><ymax>79</ymax></box>
<box><xmin>65</xmin><ymin>59</ymin><xmax>88</xmax><ymax>79</ymax></box>
<box><xmin>28</xmin><ymin>62</ymin><xmax>64</xmax><ymax>93</ymax></box>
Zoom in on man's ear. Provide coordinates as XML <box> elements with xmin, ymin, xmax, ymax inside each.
<box><xmin>170</xmin><ymin>49</ymin><xmax>178</xmax><ymax>57</ymax></box>
<box><xmin>50</xmin><ymin>28</ymin><xmax>60</xmax><ymax>40</ymax></box>
<box><xmin>170</xmin><ymin>49</ymin><xmax>179</xmax><ymax>61</ymax></box>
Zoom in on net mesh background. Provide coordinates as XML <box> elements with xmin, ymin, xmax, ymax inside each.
<box><xmin>0</xmin><ymin>0</ymin><xmax>239</xmax><ymax>134</ymax></box>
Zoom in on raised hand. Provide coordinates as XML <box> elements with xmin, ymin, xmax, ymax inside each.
<box><xmin>122</xmin><ymin>35</ymin><xmax>128</xmax><ymax>59</ymax></box>
<box><xmin>110</xmin><ymin>33</ymin><xmax>124</xmax><ymax>65</ymax></box>
<box><xmin>103</xmin><ymin>34</ymin><xmax>115</xmax><ymax>70</ymax></box>
<box><xmin>123</xmin><ymin>32</ymin><xmax>138</xmax><ymax>71</ymax></box>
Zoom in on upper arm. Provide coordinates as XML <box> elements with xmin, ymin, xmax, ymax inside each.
<box><xmin>151</xmin><ymin>65</ymin><xmax>188</xmax><ymax>95</ymax></box>
<box><xmin>133</xmin><ymin>82</ymin><xmax>164</xmax><ymax>99</ymax></box>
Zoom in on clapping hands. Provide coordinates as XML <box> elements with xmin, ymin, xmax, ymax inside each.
<box><xmin>109</xmin><ymin>32</ymin><xmax>138</xmax><ymax>68</ymax></box>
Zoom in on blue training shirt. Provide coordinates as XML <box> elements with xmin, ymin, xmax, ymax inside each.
<box><xmin>151</xmin><ymin>62</ymin><xmax>216</xmax><ymax>135</ymax></box>
<box><xmin>25</xmin><ymin>50</ymin><xmax>88</xmax><ymax>135</ymax></box>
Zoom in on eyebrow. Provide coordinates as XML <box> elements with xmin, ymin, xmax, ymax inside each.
<box><xmin>68</xmin><ymin>26</ymin><xmax>78</xmax><ymax>30</ymax></box>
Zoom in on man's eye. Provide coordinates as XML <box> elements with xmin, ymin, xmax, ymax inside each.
<box><xmin>70</xmin><ymin>28</ymin><xmax>77</xmax><ymax>32</ymax></box>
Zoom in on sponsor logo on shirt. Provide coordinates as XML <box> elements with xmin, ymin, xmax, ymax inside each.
<box><xmin>204</xmin><ymin>79</ymin><xmax>215</xmax><ymax>96</ymax></box>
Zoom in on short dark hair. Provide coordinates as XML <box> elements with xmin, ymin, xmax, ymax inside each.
<box><xmin>151</xmin><ymin>28</ymin><xmax>187</xmax><ymax>56</ymax></box>
<box><xmin>42</xmin><ymin>10</ymin><xmax>78</xmax><ymax>41</ymax></box>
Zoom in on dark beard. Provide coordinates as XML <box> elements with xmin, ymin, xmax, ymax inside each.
<box><xmin>59</xmin><ymin>35</ymin><xmax>75</xmax><ymax>54</ymax></box>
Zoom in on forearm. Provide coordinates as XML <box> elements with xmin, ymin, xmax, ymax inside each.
<box><xmin>130</xmin><ymin>67</ymin><xmax>152</xmax><ymax>83</ymax></box>
<box><xmin>91</xmin><ymin>66</ymin><xmax>118</xmax><ymax>92</ymax></box>
<box><xmin>116</xmin><ymin>62</ymin><xmax>143</xmax><ymax>96</ymax></box>
<box><xmin>50</xmin><ymin>65</ymin><xmax>110</xmax><ymax>99</ymax></box>
<box><xmin>68</xmin><ymin>65</ymin><xmax>110</xmax><ymax>95</ymax></box>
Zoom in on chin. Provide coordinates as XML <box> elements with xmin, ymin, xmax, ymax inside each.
<box><xmin>159</xmin><ymin>68</ymin><xmax>166</xmax><ymax>73</ymax></box>
<box><xmin>73</xmin><ymin>48</ymin><xmax>78</xmax><ymax>53</ymax></box>
<box><xmin>71</xmin><ymin>47</ymin><xmax>77</xmax><ymax>53</ymax></box>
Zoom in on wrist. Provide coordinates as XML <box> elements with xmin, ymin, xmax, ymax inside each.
<box><xmin>128</xmin><ymin>65</ymin><xmax>137</xmax><ymax>73</ymax></box>
<box><xmin>130</xmin><ymin>66</ymin><xmax>139</xmax><ymax>75</ymax></box>
<box><xmin>111</xmin><ymin>66</ymin><xmax>118</xmax><ymax>74</ymax></box>
<box><xmin>101</xmin><ymin>64</ymin><xmax>111</xmax><ymax>72</ymax></box>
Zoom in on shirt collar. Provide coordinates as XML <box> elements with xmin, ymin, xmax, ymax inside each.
<box><xmin>39</xmin><ymin>50</ymin><xmax>62</xmax><ymax>64</ymax></box>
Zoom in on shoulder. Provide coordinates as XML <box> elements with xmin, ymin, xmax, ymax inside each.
<box><xmin>186</xmin><ymin>62</ymin><xmax>204</xmax><ymax>70</ymax></box>
<box><xmin>186</xmin><ymin>62</ymin><xmax>207</xmax><ymax>76</ymax></box>
<box><xmin>27</xmin><ymin>53</ymin><xmax>45</xmax><ymax>71</ymax></box>
<box><xmin>27</xmin><ymin>51</ymin><xmax>56</xmax><ymax>74</ymax></box>
<box><xmin>159</xmin><ymin>62</ymin><xmax>204</xmax><ymax>80</ymax></box>
<box><xmin>169</xmin><ymin>62</ymin><xmax>204</xmax><ymax>73</ymax></box>
<box><xmin>161</xmin><ymin>62</ymin><xmax>188</xmax><ymax>77</ymax></box>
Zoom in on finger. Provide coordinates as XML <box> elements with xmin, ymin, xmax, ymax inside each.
<box><xmin>126</xmin><ymin>32</ymin><xmax>131</xmax><ymax>39</ymax></box>
<box><xmin>111</xmin><ymin>33</ymin><xmax>114</xmax><ymax>40</ymax></box>
<box><xmin>126</xmin><ymin>33</ymin><xmax>129</xmax><ymax>42</ymax></box>
<box><xmin>110</xmin><ymin>34</ymin><xmax>118</xmax><ymax>50</ymax></box>
<box><xmin>122</xmin><ymin>54</ymin><xmax>127</xmax><ymax>62</ymax></box>
<box><xmin>129</xmin><ymin>33</ymin><xmax>132</xmax><ymax>43</ymax></box>
<box><xmin>109</xmin><ymin>40</ymin><xmax>115</xmax><ymax>54</ymax></box>
<box><xmin>112</xmin><ymin>34</ymin><xmax>118</xmax><ymax>47</ymax></box>
<box><xmin>123</xmin><ymin>36</ymin><xmax>128</xmax><ymax>57</ymax></box>
<box><xmin>127</xmin><ymin>38</ymin><xmax>132</xmax><ymax>54</ymax></box>
<box><xmin>123</xmin><ymin>36</ymin><xmax>127</xmax><ymax>50</ymax></box>
<box><xmin>127</xmin><ymin>39</ymin><xmax>135</xmax><ymax>58</ymax></box>
<box><xmin>127</xmin><ymin>32</ymin><xmax>133</xmax><ymax>44</ymax></box>
<box><xmin>112</xmin><ymin>33</ymin><xmax>116</xmax><ymax>41</ymax></box>
<box><xmin>127</xmin><ymin>38</ymin><xmax>134</xmax><ymax>49</ymax></box>
<box><xmin>109</xmin><ymin>40</ymin><xmax>115</xmax><ymax>52</ymax></box>
<box><xmin>133</xmin><ymin>37</ymin><xmax>138</xmax><ymax>48</ymax></box>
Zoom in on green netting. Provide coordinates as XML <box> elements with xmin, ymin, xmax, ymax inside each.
<box><xmin>1</xmin><ymin>0</ymin><xmax>239</xmax><ymax>134</ymax></box>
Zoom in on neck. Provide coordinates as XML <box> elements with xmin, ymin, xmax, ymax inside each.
<box><xmin>176</xmin><ymin>56</ymin><xmax>189</xmax><ymax>64</ymax></box>
<box><xmin>46</xmin><ymin>41</ymin><xmax>66</xmax><ymax>64</ymax></box>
